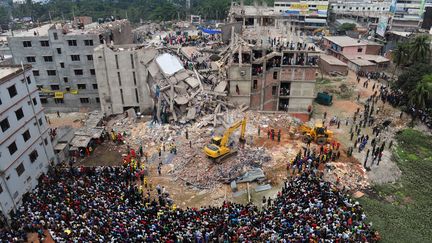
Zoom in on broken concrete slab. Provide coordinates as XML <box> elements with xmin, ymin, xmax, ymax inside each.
<box><xmin>174</xmin><ymin>71</ymin><xmax>191</xmax><ymax>82</ymax></box>
<box><xmin>255</xmin><ymin>184</ymin><xmax>272</xmax><ymax>192</ymax></box>
<box><xmin>236</xmin><ymin>168</ymin><xmax>265</xmax><ymax>183</ymax></box>
<box><xmin>233</xmin><ymin>190</ymin><xmax>247</xmax><ymax>197</ymax></box>
<box><xmin>174</xmin><ymin>95</ymin><xmax>189</xmax><ymax>105</ymax></box>
<box><xmin>163</xmin><ymin>153</ymin><xmax>176</xmax><ymax>164</ymax></box>
<box><xmin>156</xmin><ymin>53</ymin><xmax>184</xmax><ymax>76</ymax></box>
<box><xmin>140</xmin><ymin>48</ymin><xmax>158</xmax><ymax>65</ymax></box>
<box><xmin>230</xmin><ymin>181</ymin><xmax>238</xmax><ymax>192</ymax></box>
<box><xmin>184</xmin><ymin>77</ymin><xmax>200</xmax><ymax>89</ymax></box>
<box><xmin>214</xmin><ymin>81</ymin><xmax>227</xmax><ymax>93</ymax></box>
<box><xmin>186</xmin><ymin>107</ymin><xmax>197</xmax><ymax>120</ymax></box>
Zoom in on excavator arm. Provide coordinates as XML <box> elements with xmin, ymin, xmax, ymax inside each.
<box><xmin>220</xmin><ymin>117</ymin><xmax>247</xmax><ymax>147</ymax></box>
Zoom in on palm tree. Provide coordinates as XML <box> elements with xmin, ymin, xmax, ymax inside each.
<box><xmin>391</xmin><ymin>43</ymin><xmax>409</xmax><ymax>79</ymax></box>
<box><xmin>410</xmin><ymin>35</ymin><xmax>431</xmax><ymax>64</ymax></box>
<box><xmin>408</xmin><ymin>75</ymin><xmax>432</xmax><ymax>126</ymax></box>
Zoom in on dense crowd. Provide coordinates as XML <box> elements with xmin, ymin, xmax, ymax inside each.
<box><xmin>1</xmin><ymin>166</ymin><xmax>378</xmax><ymax>242</ymax></box>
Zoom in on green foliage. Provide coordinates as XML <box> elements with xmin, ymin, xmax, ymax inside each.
<box><xmin>359</xmin><ymin>129</ymin><xmax>432</xmax><ymax>243</ymax></box>
<box><xmin>338</xmin><ymin>23</ymin><xmax>356</xmax><ymax>32</ymax></box>
<box><xmin>409</xmin><ymin>34</ymin><xmax>431</xmax><ymax>64</ymax></box>
<box><xmin>408</xmin><ymin>75</ymin><xmax>432</xmax><ymax>109</ymax></box>
<box><xmin>392</xmin><ymin>42</ymin><xmax>410</xmax><ymax>68</ymax></box>
<box><xmin>396</xmin><ymin>63</ymin><xmax>432</xmax><ymax>97</ymax></box>
<box><xmin>0</xmin><ymin>6</ymin><xmax>9</xmax><ymax>26</ymax></box>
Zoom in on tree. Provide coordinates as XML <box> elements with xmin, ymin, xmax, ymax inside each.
<box><xmin>338</xmin><ymin>23</ymin><xmax>356</xmax><ymax>32</ymax></box>
<box><xmin>410</xmin><ymin>34</ymin><xmax>431</xmax><ymax>64</ymax></box>
<box><xmin>408</xmin><ymin>75</ymin><xmax>432</xmax><ymax>125</ymax></box>
<box><xmin>391</xmin><ymin>42</ymin><xmax>409</xmax><ymax>79</ymax></box>
<box><xmin>396</xmin><ymin>63</ymin><xmax>432</xmax><ymax>95</ymax></box>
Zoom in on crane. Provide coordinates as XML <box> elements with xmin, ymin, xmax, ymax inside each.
<box><xmin>203</xmin><ymin>117</ymin><xmax>247</xmax><ymax>162</ymax></box>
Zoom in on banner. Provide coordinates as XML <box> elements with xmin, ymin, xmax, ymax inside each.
<box><xmin>377</xmin><ymin>16</ymin><xmax>389</xmax><ymax>37</ymax></box>
<box><xmin>54</xmin><ymin>92</ymin><xmax>64</xmax><ymax>99</ymax></box>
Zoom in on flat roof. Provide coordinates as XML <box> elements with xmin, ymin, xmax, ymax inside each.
<box><xmin>349</xmin><ymin>58</ymin><xmax>375</xmax><ymax>66</ymax></box>
<box><xmin>12</xmin><ymin>24</ymin><xmax>52</xmax><ymax>37</ymax></box>
<box><xmin>344</xmin><ymin>54</ymin><xmax>389</xmax><ymax>63</ymax></box>
<box><xmin>0</xmin><ymin>65</ymin><xmax>31</xmax><ymax>85</ymax></box>
<box><xmin>320</xmin><ymin>54</ymin><xmax>347</xmax><ymax>66</ymax></box>
<box><xmin>324</xmin><ymin>36</ymin><xmax>368</xmax><ymax>47</ymax></box>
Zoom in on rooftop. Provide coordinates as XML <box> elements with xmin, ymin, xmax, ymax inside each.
<box><xmin>344</xmin><ymin>54</ymin><xmax>390</xmax><ymax>63</ymax></box>
<box><xmin>320</xmin><ymin>54</ymin><xmax>347</xmax><ymax>66</ymax></box>
<box><xmin>0</xmin><ymin>65</ymin><xmax>31</xmax><ymax>84</ymax></box>
<box><xmin>323</xmin><ymin>36</ymin><xmax>382</xmax><ymax>47</ymax></box>
<box><xmin>11</xmin><ymin>24</ymin><xmax>52</xmax><ymax>37</ymax></box>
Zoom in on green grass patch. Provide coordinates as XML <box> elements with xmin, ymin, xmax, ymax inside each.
<box><xmin>316</xmin><ymin>77</ymin><xmax>331</xmax><ymax>84</ymax></box>
<box><xmin>359</xmin><ymin>129</ymin><xmax>432</xmax><ymax>243</ymax></box>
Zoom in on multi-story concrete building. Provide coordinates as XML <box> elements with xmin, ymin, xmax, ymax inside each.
<box><xmin>390</xmin><ymin>0</ymin><xmax>426</xmax><ymax>31</ymax></box>
<box><xmin>93</xmin><ymin>45</ymin><xmax>153</xmax><ymax>116</ymax></box>
<box><xmin>229</xmin><ymin>0</ymin><xmax>329</xmax><ymax>31</ymax></box>
<box><xmin>0</xmin><ymin>65</ymin><xmax>55</xmax><ymax>218</ymax></box>
<box><xmin>7</xmin><ymin>20</ymin><xmax>132</xmax><ymax>112</ymax></box>
<box><xmin>226</xmin><ymin>42</ymin><xmax>319</xmax><ymax>114</ymax></box>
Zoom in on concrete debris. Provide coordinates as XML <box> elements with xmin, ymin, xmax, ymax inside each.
<box><xmin>237</xmin><ymin>168</ymin><xmax>265</xmax><ymax>183</ymax></box>
<box><xmin>233</xmin><ymin>190</ymin><xmax>247</xmax><ymax>197</ymax></box>
<box><xmin>254</xmin><ymin>184</ymin><xmax>272</xmax><ymax>192</ymax></box>
<box><xmin>323</xmin><ymin>162</ymin><xmax>369</xmax><ymax>191</ymax></box>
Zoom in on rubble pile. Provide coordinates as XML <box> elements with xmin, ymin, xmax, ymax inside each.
<box><xmin>170</xmin><ymin>145</ymin><xmax>272</xmax><ymax>189</ymax></box>
<box><xmin>323</xmin><ymin>162</ymin><xmax>369</xmax><ymax>191</ymax></box>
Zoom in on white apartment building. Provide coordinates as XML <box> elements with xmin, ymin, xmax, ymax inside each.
<box><xmin>0</xmin><ymin>65</ymin><xmax>55</xmax><ymax>218</ymax></box>
<box><xmin>274</xmin><ymin>0</ymin><xmax>330</xmax><ymax>29</ymax></box>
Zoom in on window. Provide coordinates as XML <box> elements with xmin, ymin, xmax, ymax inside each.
<box><xmin>135</xmin><ymin>88</ymin><xmax>139</xmax><ymax>103</ymax></box>
<box><xmin>80</xmin><ymin>98</ymin><xmax>90</xmax><ymax>103</ymax></box>
<box><xmin>40</xmin><ymin>40</ymin><xmax>49</xmax><ymax>47</ymax></box>
<box><xmin>77</xmin><ymin>84</ymin><xmax>86</xmax><ymax>90</ymax></box>
<box><xmin>0</xmin><ymin>118</ymin><xmax>10</xmax><ymax>132</ymax></box>
<box><xmin>26</xmin><ymin>56</ymin><xmax>36</xmax><ymax>62</ymax></box>
<box><xmin>54</xmin><ymin>98</ymin><xmax>64</xmax><ymax>104</ymax></box>
<box><xmin>60</xmin><ymin>62</ymin><xmax>65</xmax><ymax>68</ymax></box>
<box><xmin>117</xmin><ymin>72</ymin><xmax>122</xmax><ymax>86</ymax></box>
<box><xmin>0</xmin><ymin>184</ymin><xmax>3</xmax><ymax>194</ymax></box>
<box><xmin>357</xmin><ymin>48</ymin><xmax>363</xmax><ymax>53</ymax></box>
<box><xmin>47</xmin><ymin>70</ymin><xmax>56</xmax><ymax>76</ymax></box>
<box><xmin>57</xmin><ymin>48</ymin><xmax>62</xmax><ymax>54</ymax></box>
<box><xmin>130</xmin><ymin>54</ymin><xmax>135</xmax><ymax>68</ymax></box>
<box><xmin>84</xmin><ymin>39</ymin><xmax>94</xmax><ymax>46</ymax></box>
<box><xmin>26</xmin><ymin>76</ymin><xmax>31</xmax><ymax>84</ymax></box>
<box><xmin>96</xmin><ymin>97</ymin><xmax>100</xmax><ymax>103</ymax></box>
<box><xmin>8</xmin><ymin>142</ymin><xmax>17</xmax><ymax>155</ymax></box>
<box><xmin>36</xmin><ymin>85</ymin><xmax>43</xmax><ymax>90</ymax></box>
<box><xmin>22</xmin><ymin>130</ymin><xmax>31</xmax><ymax>142</ymax></box>
<box><xmin>63</xmin><ymin>77</ymin><xmax>69</xmax><ymax>83</ymax></box>
<box><xmin>8</xmin><ymin>85</ymin><xmax>17</xmax><ymax>98</ymax></box>
<box><xmin>273</xmin><ymin>72</ymin><xmax>278</xmax><ymax>79</ymax></box>
<box><xmin>92</xmin><ymin>84</ymin><xmax>98</xmax><ymax>89</ymax></box>
<box><xmin>65</xmin><ymin>87</ymin><xmax>70</xmax><ymax>92</ymax></box>
<box><xmin>253</xmin><ymin>80</ymin><xmax>257</xmax><ymax>90</ymax></box>
<box><xmin>43</xmin><ymin>56</ymin><xmax>53</xmax><ymax>62</ymax></box>
<box><xmin>53</xmin><ymin>32</ymin><xmax>58</xmax><ymax>40</ymax></box>
<box><xmin>23</xmin><ymin>41</ymin><xmax>32</xmax><ymax>47</ymax></box>
<box><xmin>44</xmin><ymin>138</ymin><xmax>48</xmax><ymax>145</ymax></box>
<box><xmin>68</xmin><ymin>40</ymin><xmax>77</xmax><ymax>46</ymax></box>
<box><xmin>29</xmin><ymin>150</ymin><xmax>39</xmax><ymax>163</ymax></box>
<box><xmin>87</xmin><ymin>55</ymin><xmax>93</xmax><ymax>61</ymax></box>
<box><xmin>90</xmin><ymin>69</ymin><xmax>96</xmax><ymax>75</ymax></box>
<box><xmin>40</xmin><ymin>98</ymin><xmax>48</xmax><ymax>104</ymax></box>
<box><xmin>120</xmin><ymin>89</ymin><xmax>124</xmax><ymax>104</ymax></box>
<box><xmin>115</xmin><ymin>55</ymin><xmax>119</xmax><ymax>69</ymax></box>
<box><xmin>133</xmin><ymin>72</ymin><xmax>137</xmax><ymax>86</ymax></box>
<box><xmin>16</xmin><ymin>163</ymin><xmax>25</xmax><ymax>176</ymax></box>
<box><xmin>38</xmin><ymin>117</ymin><xmax>43</xmax><ymax>126</ymax></box>
<box><xmin>15</xmin><ymin>108</ymin><xmax>24</xmax><ymax>120</ymax></box>
<box><xmin>33</xmin><ymin>70</ymin><xmax>40</xmax><ymax>76</ymax></box>
<box><xmin>50</xmin><ymin>85</ymin><xmax>60</xmax><ymax>90</ymax></box>
<box><xmin>74</xmin><ymin>69</ymin><xmax>83</xmax><ymax>75</ymax></box>
<box><xmin>71</xmin><ymin>55</ymin><xmax>80</xmax><ymax>61</ymax></box>
<box><xmin>32</xmin><ymin>97</ymin><xmax>37</xmax><ymax>106</ymax></box>
<box><xmin>272</xmin><ymin>86</ymin><xmax>277</xmax><ymax>96</ymax></box>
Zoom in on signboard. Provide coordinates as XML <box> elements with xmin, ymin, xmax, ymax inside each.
<box><xmin>70</xmin><ymin>90</ymin><xmax>79</xmax><ymax>95</ymax></box>
<box><xmin>376</xmin><ymin>16</ymin><xmax>389</xmax><ymax>37</ymax></box>
<box><xmin>282</xmin><ymin>4</ymin><xmax>328</xmax><ymax>17</ymax></box>
<box><xmin>389</xmin><ymin>0</ymin><xmax>397</xmax><ymax>14</ymax></box>
<box><xmin>54</xmin><ymin>92</ymin><xmax>64</xmax><ymax>99</ymax></box>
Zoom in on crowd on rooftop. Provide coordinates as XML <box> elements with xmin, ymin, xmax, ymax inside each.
<box><xmin>0</xmin><ymin>164</ymin><xmax>378</xmax><ymax>242</ymax></box>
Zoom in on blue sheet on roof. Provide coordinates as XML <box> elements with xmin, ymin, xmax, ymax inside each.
<box><xmin>199</xmin><ymin>27</ymin><xmax>222</xmax><ymax>34</ymax></box>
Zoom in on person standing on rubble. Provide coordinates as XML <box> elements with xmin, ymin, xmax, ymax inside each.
<box><xmin>185</xmin><ymin>129</ymin><xmax>189</xmax><ymax>140</ymax></box>
<box><xmin>277</xmin><ymin>130</ymin><xmax>281</xmax><ymax>142</ymax></box>
<box><xmin>258</xmin><ymin>126</ymin><xmax>261</xmax><ymax>137</ymax></box>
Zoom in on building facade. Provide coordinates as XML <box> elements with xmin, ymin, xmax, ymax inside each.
<box><xmin>93</xmin><ymin>45</ymin><xmax>154</xmax><ymax>116</ymax></box>
<box><xmin>7</xmin><ymin>20</ymin><xmax>132</xmax><ymax>112</ymax></box>
<box><xmin>390</xmin><ymin>0</ymin><xmax>426</xmax><ymax>31</ymax></box>
<box><xmin>0</xmin><ymin>65</ymin><xmax>55</xmax><ymax>218</ymax></box>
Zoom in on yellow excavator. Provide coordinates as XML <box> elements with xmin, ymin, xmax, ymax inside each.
<box><xmin>203</xmin><ymin>117</ymin><xmax>247</xmax><ymax>162</ymax></box>
<box><xmin>299</xmin><ymin>121</ymin><xmax>333</xmax><ymax>145</ymax></box>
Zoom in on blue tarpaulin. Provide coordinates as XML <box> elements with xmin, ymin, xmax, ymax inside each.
<box><xmin>198</xmin><ymin>27</ymin><xmax>222</xmax><ymax>35</ymax></box>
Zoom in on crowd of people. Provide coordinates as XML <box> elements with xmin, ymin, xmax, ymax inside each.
<box><xmin>0</xmin><ymin>164</ymin><xmax>378</xmax><ymax>242</ymax></box>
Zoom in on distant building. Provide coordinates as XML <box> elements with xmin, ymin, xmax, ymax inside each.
<box><xmin>390</xmin><ymin>0</ymin><xmax>426</xmax><ymax>32</ymax></box>
<box><xmin>7</xmin><ymin>20</ymin><xmax>133</xmax><ymax>112</ymax></box>
<box><xmin>93</xmin><ymin>45</ymin><xmax>154</xmax><ymax>116</ymax></box>
<box><xmin>229</xmin><ymin>0</ymin><xmax>329</xmax><ymax>31</ymax></box>
<box><xmin>0</xmin><ymin>65</ymin><xmax>55</xmax><ymax>218</ymax></box>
